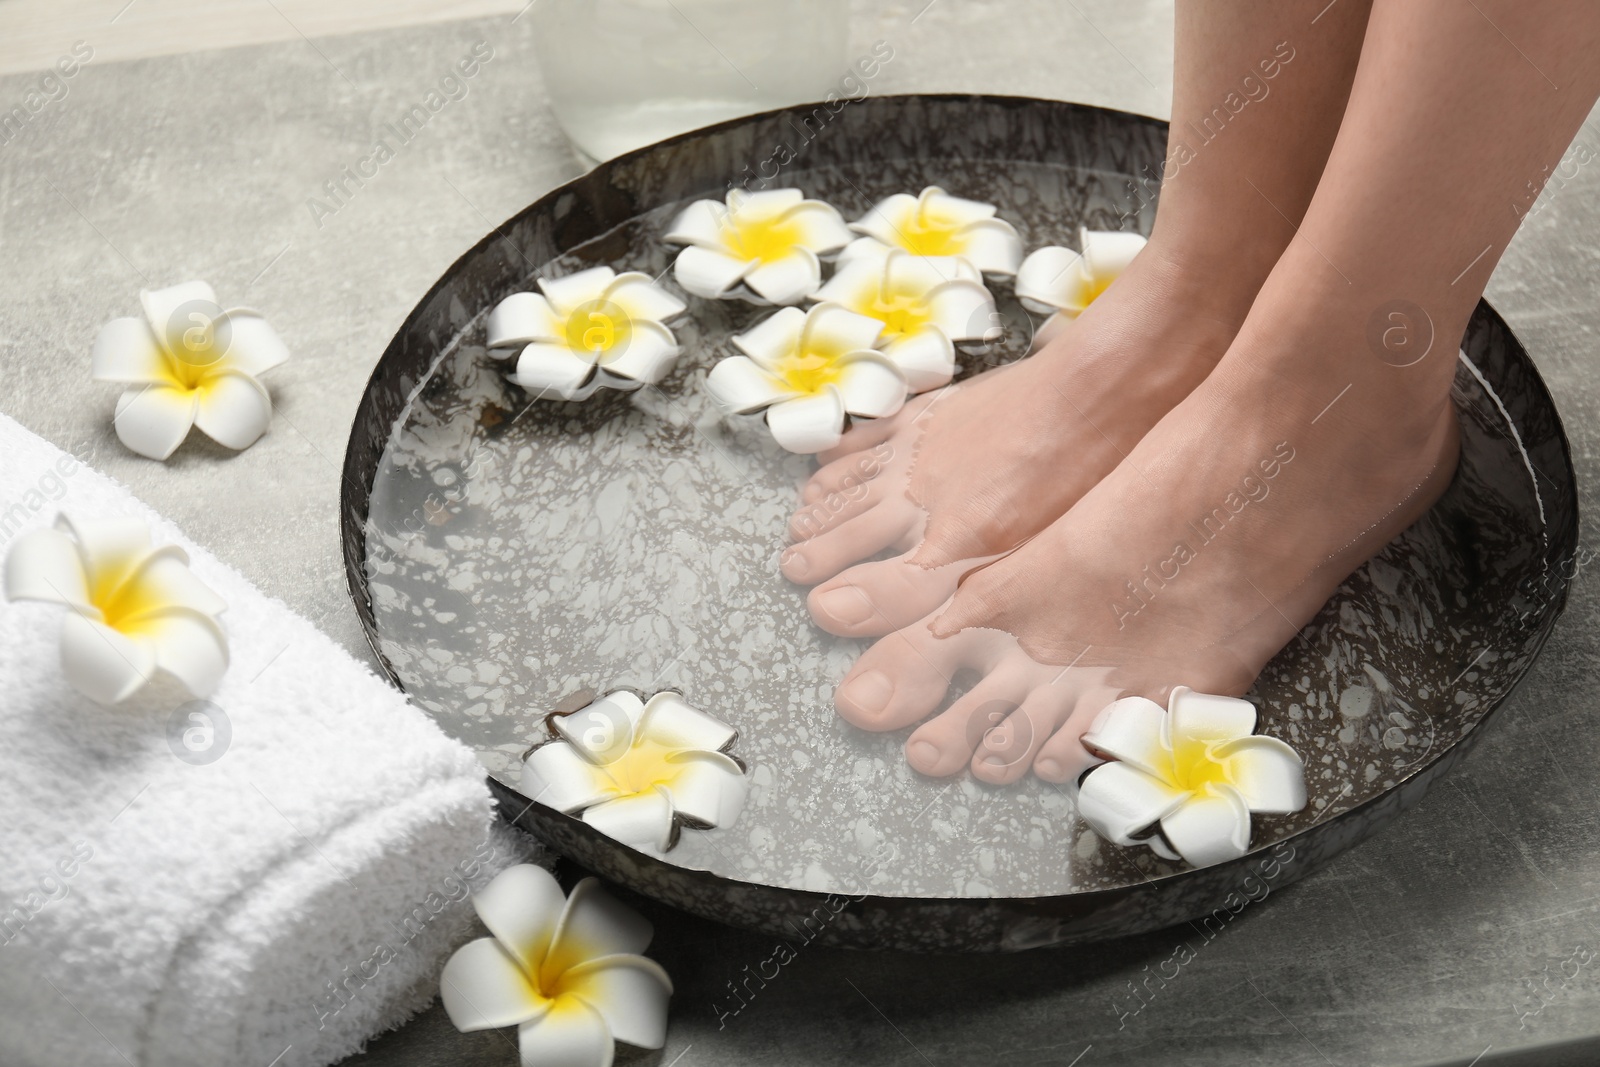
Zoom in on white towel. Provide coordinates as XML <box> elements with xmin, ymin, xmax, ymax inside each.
<box><xmin>0</xmin><ymin>412</ymin><xmax>536</xmax><ymax>1067</ymax></box>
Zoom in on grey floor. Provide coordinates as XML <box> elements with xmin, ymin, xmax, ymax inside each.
<box><xmin>2</xmin><ymin>3</ymin><xmax>1598</xmax><ymax>1065</ymax></box>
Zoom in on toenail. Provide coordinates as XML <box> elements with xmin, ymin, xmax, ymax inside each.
<box><xmin>908</xmin><ymin>740</ymin><xmax>940</xmax><ymax>767</ymax></box>
<box><xmin>981</xmin><ymin>753</ymin><xmax>1009</xmax><ymax>767</ymax></box>
<box><xmin>781</xmin><ymin>547</ymin><xmax>808</xmax><ymax>578</ymax></box>
<box><xmin>843</xmin><ymin>670</ymin><xmax>893</xmax><ymax>714</ymax></box>
<box><xmin>816</xmin><ymin>586</ymin><xmax>874</xmax><ymax>625</ymax></box>
<box><xmin>1035</xmin><ymin>757</ymin><xmax>1062</xmax><ymax>780</ymax></box>
<box><xmin>803</xmin><ymin>482</ymin><xmax>823</xmax><ymax>503</ymax></box>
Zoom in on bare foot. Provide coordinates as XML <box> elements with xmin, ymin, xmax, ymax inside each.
<box><xmin>780</xmin><ymin>239</ymin><xmax>1250</xmax><ymax>637</ymax></box>
<box><xmin>831</xmin><ymin>284</ymin><xmax>1461</xmax><ymax>786</ymax></box>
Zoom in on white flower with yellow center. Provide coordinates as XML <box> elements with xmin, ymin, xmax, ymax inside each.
<box><xmin>846</xmin><ymin>186</ymin><xmax>1024</xmax><ymax>277</ymax></box>
<box><xmin>4</xmin><ymin>514</ymin><xmax>228</xmax><ymax>704</ymax></box>
<box><xmin>810</xmin><ymin>246</ymin><xmax>997</xmax><ymax>392</ymax></box>
<box><xmin>1016</xmin><ymin>228</ymin><xmax>1147</xmax><ymax>345</ymax></box>
<box><xmin>705</xmin><ymin>304</ymin><xmax>910</xmax><ymax>454</ymax></box>
<box><xmin>441</xmin><ymin>864</ymin><xmax>672</xmax><ymax>1067</ymax></box>
<box><xmin>523</xmin><ymin>690</ymin><xmax>750</xmax><ymax>854</ymax></box>
<box><xmin>486</xmin><ymin>266</ymin><xmax>688</xmax><ymax>401</ymax></box>
<box><xmin>91</xmin><ymin>280</ymin><xmax>289</xmax><ymax>461</ymax></box>
<box><xmin>1076</xmin><ymin>687</ymin><xmax>1306</xmax><ymax>868</ymax></box>
<box><xmin>665</xmin><ymin>188</ymin><xmax>853</xmax><ymax>305</ymax></box>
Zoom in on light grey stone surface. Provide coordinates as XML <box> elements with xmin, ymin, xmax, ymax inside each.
<box><xmin>2</xmin><ymin>2</ymin><xmax>1597</xmax><ymax>1065</ymax></box>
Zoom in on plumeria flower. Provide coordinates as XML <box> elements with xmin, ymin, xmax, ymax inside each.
<box><xmin>811</xmin><ymin>247</ymin><xmax>997</xmax><ymax>392</ymax></box>
<box><xmin>486</xmin><ymin>266</ymin><xmax>687</xmax><ymax>402</ymax></box>
<box><xmin>1015</xmin><ymin>228</ymin><xmax>1147</xmax><ymax>345</ymax></box>
<box><xmin>91</xmin><ymin>280</ymin><xmax>289</xmax><ymax>461</ymax></box>
<box><xmin>847</xmin><ymin>186</ymin><xmax>1024</xmax><ymax>277</ymax></box>
<box><xmin>1075</xmin><ymin>687</ymin><xmax>1306</xmax><ymax>869</ymax></box>
<box><xmin>4</xmin><ymin>514</ymin><xmax>228</xmax><ymax>704</ymax></box>
<box><xmin>523</xmin><ymin>690</ymin><xmax>750</xmax><ymax>854</ymax></box>
<box><xmin>664</xmin><ymin>188</ymin><xmax>852</xmax><ymax>305</ymax></box>
<box><xmin>441</xmin><ymin>864</ymin><xmax>671</xmax><ymax>1067</ymax></box>
<box><xmin>704</xmin><ymin>304</ymin><xmax>909</xmax><ymax>454</ymax></box>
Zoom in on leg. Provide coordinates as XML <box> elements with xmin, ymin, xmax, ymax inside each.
<box><xmin>840</xmin><ymin>0</ymin><xmax>1600</xmax><ymax>784</ymax></box>
<box><xmin>782</xmin><ymin>0</ymin><xmax>1374</xmax><ymax>636</ymax></box>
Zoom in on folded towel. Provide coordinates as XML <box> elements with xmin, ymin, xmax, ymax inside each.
<box><xmin>0</xmin><ymin>412</ymin><xmax>536</xmax><ymax>1067</ymax></box>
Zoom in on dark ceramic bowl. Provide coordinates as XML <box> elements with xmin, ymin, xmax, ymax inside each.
<box><xmin>339</xmin><ymin>94</ymin><xmax>1577</xmax><ymax>952</ymax></box>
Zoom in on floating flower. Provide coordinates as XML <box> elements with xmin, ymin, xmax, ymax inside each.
<box><xmin>91</xmin><ymin>280</ymin><xmax>289</xmax><ymax>461</ymax></box>
<box><xmin>847</xmin><ymin>186</ymin><xmax>1023</xmax><ymax>277</ymax></box>
<box><xmin>664</xmin><ymin>188</ymin><xmax>852</xmax><ymax>304</ymax></box>
<box><xmin>523</xmin><ymin>689</ymin><xmax>750</xmax><ymax>853</ymax></box>
<box><xmin>1015</xmin><ymin>228</ymin><xmax>1146</xmax><ymax>344</ymax></box>
<box><xmin>1075</xmin><ymin>687</ymin><xmax>1306</xmax><ymax>868</ymax></box>
<box><xmin>486</xmin><ymin>266</ymin><xmax>687</xmax><ymax>401</ymax></box>
<box><xmin>3</xmin><ymin>514</ymin><xmax>228</xmax><ymax>704</ymax></box>
<box><xmin>811</xmin><ymin>247</ymin><xmax>997</xmax><ymax>391</ymax></box>
<box><xmin>704</xmin><ymin>304</ymin><xmax>909</xmax><ymax>454</ymax></box>
<box><xmin>441</xmin><ymin>864</ymin><xmax>671</xmax><ymax>1067</ymax></box>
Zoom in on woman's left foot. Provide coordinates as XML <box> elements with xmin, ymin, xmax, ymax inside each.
<box><xmin>832</xmin><ymin>279</ymin><xmax>1462</xmax><ymax>784</ymax></box>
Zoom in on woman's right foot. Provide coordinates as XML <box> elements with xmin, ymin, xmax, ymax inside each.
<box><xmin>779</xmin><ymin>239</ymin><xmax>1253</xmax><ymax>637</ymax></box>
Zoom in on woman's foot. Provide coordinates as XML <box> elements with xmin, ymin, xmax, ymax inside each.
<box><xmin>779</xmin><ymin>240</ymin><xmax>1250</xmax><ymax>637</ymax></box>
<box><xmin>832</xmin><ymin>277</ymin><xmax>1462</xmax><ymax>785</ymax></box>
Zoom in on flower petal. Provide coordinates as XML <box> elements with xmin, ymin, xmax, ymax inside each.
<box><xmin>113</xmin><ymin>383</ymin><xmax>198</xmax><ymax>461</ymax></box>
<box><xmin>56</xmin><ymin>515</ymin><xmax>152</xmax><ymax>593</ymax></box>
<box><xmin>1159</xmin><ymin>784</ymin><xmax>1253</xmax><ymax>868</ymax></box>
<box><xmin>440</xmin><ymin>937</ymin><xmax>549</xmax><ymax>1032</ymax></box>
<box><xmin>835</xmin><ymin>354</ymin><xmax>907</xmax><ymax>420</ymax></box>
<box><xmin>215</xmin><ymin>310</ymin><xmax>290</xmax><ymax>377</ymax></box>
<box><xmin>1167</xmin><ymin>686</ymin><xmax>1258</xmax><ymax>748</ymax></box>
<box><xmin>602</xmin><ymin>272</ymin><xmax>687</xmax><ymax>324</ymax></box>
<box><xmin>193</xmin><ymin>370</ymin><xmax>272</xmax><ymax>451</ymax></box>
<box><xmin>139</xmin><ymin>280</ymin><xmax>218</xmax><ymax>344</ymax></box>
<box><xmin>524</xmin><ymin>740</ymin><xmax>625</xmax><ymax>813</ymax></box>
<box><xmin>512</xmin><ymin>344</ymin><xmax>598</xmax><ymax>401</ymax></box>
<box><xmin>60</xmin><ymin>610</ymin><xmax>155</xmax><ymax>704</ymax></box>
<box><xmin>487</xmin><ymin>292</ymin><xmax>564</xmax><ymax>348</ymax></box>
<box><xmin>731</xmin><ymin>307</ymin><xmax>806</xmax><ymax>372</ymax></box>
<box><xmin>125</xmin><ymin>608</ymin><xmax>227</xmax><ymax>696</ymax></box>
<box><xmin>552</xmin><ymin>691</ymin><xmax>646</xmax><ymax>765</ymax></box>
<box><xmin>580</xmin><ymin>790</ymin><xmax>675</xmax><ymax>853</ymax></box>
<box><xmin>850</xmin><ymin>194</ymin><xmax>920</xmax><ymax>246</ymax></box>
<box><xmin>1081</xmin><ymin>696</ymin><xmax>1176</xmax><ymax>782</ymax></box>
<box><xmin>563</xmin><ymin>954</ymin><xmax>673</xmax><ymax>1050</ymax></box>
<box><xmin>4</xmin><ymin>526</ymin><xmax>90</xmax><ymax>608</ymax></box>
<box><xmin>517</xmin><ymin>998</ymin><xmax>612</xmax><ymax>1067</ymax></box>
<box><xmin>923</xmin><ymin>280</ymin><xmax>997</xmax><ymax>342</ymax></box>
<box><xmin>1081</xmin><ymin>228</ymin><xmax>1147</xmax><ymax>280</ymax></box>
<box><xmin>883</xmin><ymin>251</ymin><xmax>975</xmax><ymax>291</ymax></box>
<box><xmin>673</xmin><ymin>245</ymin><xmax>753</xmax><ymax>299</ymax></box>
<box><xmin>764</xmin><ymin>389</ymin><xmax>846</xmax><ymax>454</ymax></box>
<box><xmin>537</xmin><ymin>267</ymin><xmax>615</xmax><ymax>316</ymax></box>
<box><xmin>546</xmin><ymin>876</ymin><xmax>653</xmax><ymax>980</ymax></box>
<box><xmin>92</xmin><ymin>317</ymin><xmax>174</xmax><ymax>385</ymax></box>
<box><xmin>918</xmin><ymin>186</ymin><xmax>997</xmax><ymax>226</ymax></box>
<box><xmin>664</xmin><ymin>198</ymin><xmax>729</xmax><ymax>249</ymax></box>
<box><xmin>802</xmin><ymin>303</ymin><xmax>886</xmax><ymax>356</ymax></box>
<box><xmin>114</xmin><ymin>546</ymin><xmax>226</xmax><ymax>618</ymax></box>
<box><xmin>637</xmin><ymin>691</ymin><xmax>736</xmax><ymax>751</ymax></box>
<box><xmin>779</xmin><ymin>200</ymin><xmax>853</xmax><ymax>253</ymax></box>
<box><xmin>1214</xmin><ymin>735</ymin><xmax>1306</xmax><ymax>814</ymax></box>
<box><xmin>811</xmin><ymin>260</ymin><xmax>879</xmax><ymax>309</ymax></box>
<box><xmin>704</xmin><ymin>356</ymin><xmax>794</xmax><ymax>415</ymax></box>
<box><xmin>596</xmin><ymin>320</ymin><xmax>678</xmax><ymax>386</ymax></box>
<box><xmin>730</xmin><ymin>187</ymin><xmax>804</xmax><ymax>216</ymax></box>
<box><xmin>1075</xmin><ymin>760</ymin><xmax>1189</xmax><ymax>846</ymax></box>
<box><xmin>835</xmin><ymin>235</ymin><xmax>894</xmax><ymax>270</ymax></box>
<box><xmin>1015</xmin><ymin>246</ymin><xmax>1091</xmax><ymax>313</ymax></box>
<box><xmin>742</xmin><ymin>247</ymin><xmax>821</xmax><ymax>305</ymax></box>
<box><xmin>878</xmin><ymin>329</ymin><xmax>955</xmax><ymax>394</ymax></box>
<box><xmin>662</xmin><ymin>750</ymin><xmax>748</xmax><ymax>828</ymax></box>
<box><xmin>954</xmin><ymin>218</ymin><xmax>1023</xmax><ymax>275</ymax></box>
<box><xmin>472</xmin><ymin>863</ymin><xmax>568</xmax><ymax>975</ymax></box>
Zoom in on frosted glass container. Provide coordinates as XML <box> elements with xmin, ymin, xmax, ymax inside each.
<box><xmin>530</xmin><ymin>0</ymin><xmax>850</xmax><ymax>164</ymax></box>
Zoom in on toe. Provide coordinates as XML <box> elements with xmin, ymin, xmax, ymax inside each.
<box><xmin>969</xmin><ymin>681</ymin><xmax>1078</xmax><ymax>785</ymax></box>
<box><xmin>834</xmin><ymin>614</ymin><xmax>987</xmax><ymax>731</ymax></box>
<box><xmin>1031</xmin><ymin>686</ymin><xmax>1124</xmax><ymax>784</ymax></box>
<box><xmin>788</xmin><ymin>480</ymin><xmax>882</xmax><ymax>543</ymax></box>
<box><xmin>783</xmin><ymin>505</ymin><xmax>917</xmax><ymax>586</ymax></box>
<box><xmin>814</xmin><ymin>391</ymin><xmax>937</xmax><ymax>465</ymax></box>
<box><xmin>905</xmin><ymin>672</ymin><xmax>1032</xmax><ymax>778</ymax></box>
<box><xmin>808</xmin><ymin>553</ymin><xmax>978</xmax><ymax>637</ymax></box>
<box><xmin>800</xmin><ymin>444</ymin><xmax>894</xmax><ymax>506</ymax></box>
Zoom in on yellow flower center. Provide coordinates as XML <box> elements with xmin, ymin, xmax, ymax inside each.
<box><xmin>603</xmin><ymin>738</ymin><xmax>686</xmax><ymax>796</ymax></box>
<box><xmin>866</xmin><ymin>289</ymin><xmax>932</xmax><ymax>342</ymax></box>
<box><xmin>724</xmin><ymin>211</ymin><xmax>803</xmax><ymax>264</ymax></box>
<box><xmin>86</xmin><ymin>558</ymin><xmax>160</xmax><ymax>630</ymax></box>
<box><xmin>894</xmin><ymin>202</ymin><xmax>967</xmax><ymax>257</ymax></box>
<box><xmin>561</xmin><ymin>298</ymin><xmax>631</xmax><ymax>361</ymax></box>
<box><xmin>1167</xmin><ymin>736</ymin><xmax>1232</xmax><ymax>794</ymax></box>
